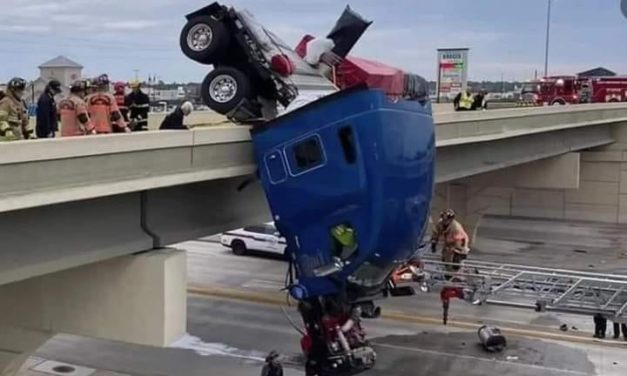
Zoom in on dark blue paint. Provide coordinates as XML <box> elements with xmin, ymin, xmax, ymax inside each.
<box><xmin>251</xmin><ymin>88</ymin><xmax>435</xmax><ymax>300</ymax></box>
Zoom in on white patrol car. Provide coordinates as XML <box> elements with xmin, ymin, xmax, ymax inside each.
<box><xmin>221</xmin><ymin>223</ymin><xmax>287</xmax><ymax>257</ymax></box>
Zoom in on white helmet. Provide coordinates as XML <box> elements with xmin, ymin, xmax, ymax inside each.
<box><xmin>181</xmin><ymin>101</ymin><xmax>193</xmax><ymax>116</ymax></box>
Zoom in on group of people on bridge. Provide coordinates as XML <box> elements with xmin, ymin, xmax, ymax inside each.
<box><xmin>0</xmin><ymin>76</ymin><xmax>195</xmax><ymax>142</ymax></box>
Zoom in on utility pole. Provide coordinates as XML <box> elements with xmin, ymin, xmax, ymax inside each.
<box><xmin>133</xmin><ymin>69</ymin><xmax>140</xmax><ymax>81</ymax></box>
<box><xmin>544</xmin><ymin>0</ymin><xmax>552</xmax><ymax>78</ymax></box>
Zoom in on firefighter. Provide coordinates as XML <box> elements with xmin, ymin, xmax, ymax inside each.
<box><xmin>85</xmin><ymin>78</ymin><xmax>97</xmax><ymax>96</ymax></box>
<box><xmin>86</xmin><ymin>74</ymin><xmax>130</xmax><ymax>134</ymax></box>
<box><xmin>0</xmin><ymin>77</ymin><xmax>30</xmax><ymax>141</ymax></box>
<box><xmin>431</xmin><ymin>209</ymin><xmax>470</xmax><ymax>273</ymax></box>
<box><xmin>612</xmin><ymin>321</ymin><xmax>627</xmax><ymax>340</ymax></box>
<box><xmin>126</xmin><ymin>80</ymin><xmax>150</xmax><ymax>131</ymax></box>
<box><xmin>453</xmin><ymin>89</ymin><xmax>474</xmax><ymax>111</ymax></box>
<box><xmin>472</xmin><ymin>89</ymin><xmax>488</xmax><ymax>110</ymax></box>
<box><xmin>59</xmin><ymin>80</ymin><xmax>96</xmax><ymax>137</ymax></box>
<box><xmin>159</xmin><ymin>101</ymin><xmax>194</xmax><ymax>130</ymax></box>
<box><xmin>36</xmin><ymin>79</ymin><xmax>62</xmax><ymax>138</ymax></box>
<box><xmin>331</xmin><ymin>223</ymin><xmax>358</xmax><ymax>260</ymax></box>
<box><xmin>260</xmin><ymin>350</ymin><xmax>283</xmax><ymax>376</ymax></box>
<box><xmin>593</xmin><ymin>313</ymin><xmax>607</xmax><ymax>339</ymax></box>
<box><xmin>113</xmin><ymin>82</ymin><xmax>129</xmax><ymax>122</ymax></box>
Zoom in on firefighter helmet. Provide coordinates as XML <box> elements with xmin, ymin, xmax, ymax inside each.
<box><xmin>7</xmin><ymin>77</ymin><xmax>26</xmax><ymax>91</ymax></box>
<box><xmin>70</xmin><ymin>80</ymin><xmax>88</xmax><ymax>93</ymax></box>
<box><xmin>114</xmin><ymin>81</ymin><xmax>126</xmax><ymax>91</ymax></box>
<box><xmin>129</xmin><ymin>80</ymin><xmax>141</xmax><ymax>89</ymax></box>
<box><xmin>95</xmin><ymin>74</ymin><xmax>110</xmax><ymax>87</ymax></box>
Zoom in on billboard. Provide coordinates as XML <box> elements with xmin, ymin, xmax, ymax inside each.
<box><xmin>436</xmin><ymin>48</ymin><xmax>469</xmax><ymax>102</ymax></box>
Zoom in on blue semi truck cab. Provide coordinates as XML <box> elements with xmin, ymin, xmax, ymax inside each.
<box><xmin>250</xmin><ymin>86</ymin><xmax>435</xmax><ymax>374</ymax></box>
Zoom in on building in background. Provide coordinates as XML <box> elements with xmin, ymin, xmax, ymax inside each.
<box><xmin>26</xmin><ymin>55</ymin><xmax>83</xmax><ymax>104</ymax></box>
<box><xmin>577</xmin><ymin>67</ymin><xmax>616</xmax><ymax>78</ymax></box>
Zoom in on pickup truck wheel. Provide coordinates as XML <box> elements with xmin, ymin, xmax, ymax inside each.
<box><xmin>180</xmin><ymin>16</ymin><xmax>230</xmax><ymax>64</ymax></box>
<box><xmin>201</xmin><ymin>67</ymin><xmax>253</xmax><ymax>114</ymax></box>
<box><xmin>551</xmin><ymin>99</ymin><xmax>566</xmax><ymax>106</ymax></box>
<box><xmin>231</xmin><ymin>240</ymin><xmax>248</xmax><ymax>256</ymax></box>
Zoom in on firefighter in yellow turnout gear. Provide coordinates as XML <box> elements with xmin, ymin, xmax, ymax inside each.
<box><xmin>431</xmin><ymin>209</ymin><xmax>470</xmax><ymax>273</ymax></box>
<box><xmin>331</xmin><ymin>224</ymin><xmax>358</xmax><ymax>260</ymax></box>
<box><xmin>0</xmin><ymin>77</ymin><xmax>30</xmax><ymax>141</ymax></box>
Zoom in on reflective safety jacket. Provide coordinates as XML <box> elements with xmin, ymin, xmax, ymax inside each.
<box><xmin>59</xmin><ymin>94</ymin><xmax>94</xmax><ymax>137</ymax></box>
<box><xmin>0</xmin><ymin>93</ymin><xmax>27</xmax><ymax>141</ymax></box>
<box><xmin>431</xmin><ymin>219</ymin><xmax>469</xmax><ymax>253</ymax></box>
<box><xmin>86</xmin><ymin>92</ymin><xmax>126</xmax><ymax>133</ymax></box>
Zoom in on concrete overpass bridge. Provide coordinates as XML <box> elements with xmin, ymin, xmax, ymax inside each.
<box><xmin>2</xmin><ymin>103</ymin><xmax>627</xmax><ymax>374</ymax></box>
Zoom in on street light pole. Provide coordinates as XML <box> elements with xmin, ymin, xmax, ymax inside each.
<box><xmin>544</xmin><ymin>0</ymin><xmax>552</xmax><ymax>78</ymax></box>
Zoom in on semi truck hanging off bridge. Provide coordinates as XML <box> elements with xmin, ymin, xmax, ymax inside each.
<box><xmin>179</xmin><ymin>2</ymin><xmax>627</xmax><ymax>376</ymax></box>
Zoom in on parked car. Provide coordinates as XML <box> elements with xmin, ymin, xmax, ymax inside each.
<box><xmin>220</xmin><ymin>223</ymin><xmax>287</xmax><ymax>257</ymax></box>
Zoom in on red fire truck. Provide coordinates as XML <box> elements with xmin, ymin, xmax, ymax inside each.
<box><xmin>520</xmin><ymin>75</ymin><xmax>627</xmax><ymax>106</ymax></box>
<box><xmin>584</xmin><ymin>76</ymin><xmax>627</xmax><ymax>103</ymax></box>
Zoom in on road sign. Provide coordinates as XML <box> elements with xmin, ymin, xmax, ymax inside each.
<box><xmin>436</xmin><ymin>48</ymin><xmax>469</xmax><ymax>103</ymax></box>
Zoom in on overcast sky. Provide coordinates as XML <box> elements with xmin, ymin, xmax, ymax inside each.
<box><xmin>1</xmin><ymin>0</ymin><xmax>626</xmax><ymax>83</ymax></box>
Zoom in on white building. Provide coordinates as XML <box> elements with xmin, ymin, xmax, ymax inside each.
<box><xmin>26</xmin><ymin>55</ymin><xmax>83</xmax><ymax>103</ymax></box>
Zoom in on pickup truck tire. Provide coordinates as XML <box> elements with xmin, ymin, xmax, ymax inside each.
<box><xmin>201</xmin><ymin>67</ymin><xmax>253</xmax><ymax>114</ymax></box>
<box><xmin>231</xmin><ymin>240</ymin><xmax>248</xmax><ymax>256</ymax></box>
<box><xmin>180</xmin><ymin>16</ymin><xmax>230</xmax><ymax>64</ymax></box>
<box><xmin>551</xmin><ymin>99</ymin><xmax>566</xmax><ymax>105</ymax></box>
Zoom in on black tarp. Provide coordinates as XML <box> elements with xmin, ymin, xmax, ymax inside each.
<box><xmin>326</xmin><ymin>6</ymin><xmax>372</xmax><ymax>58</ymax></box>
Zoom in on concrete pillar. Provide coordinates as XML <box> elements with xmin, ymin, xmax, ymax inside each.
<box><xmin>0</xmin><ymin>248</ymin><xmax>186</xmax><ymax>375</ymax></box>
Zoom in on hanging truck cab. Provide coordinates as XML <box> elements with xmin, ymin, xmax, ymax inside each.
<box><xmin>250</xmin><ymin>87</ymin><xmax>435</xmax><ymax>374</ymax></box>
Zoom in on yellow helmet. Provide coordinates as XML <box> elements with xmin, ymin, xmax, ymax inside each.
<box><xmin>129</xmin><ymin>80</ymin><xmax>141</xmax><ymax>89</ymax></box>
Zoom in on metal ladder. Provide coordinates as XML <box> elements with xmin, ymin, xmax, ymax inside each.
<box><xmin>420</xmin><ymin>257</ymin><xmax>627</xmax><ymax>322</ymax></box>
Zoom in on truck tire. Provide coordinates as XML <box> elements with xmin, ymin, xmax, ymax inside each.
<box><xmin>609</xmin><ymin>98</ymin><xmax>620</xmax><ymax>103</ymax></box>
<box><xmin>180</xmin><ymin>16</ymin><xmax>230</xmax><ymax>64</ymax></box>
<box><xmin>551</xmin><ymin>99</ymin><xmax>566</xmax><ymax>106</ymax></box>
<box><xmin>201</xmin><ymin>67</ymin><xmax>253</xmax><ymax>114</ymax></box>
<box><xmin>231</xmin><ymin>240</ymin><xmax>248</xmax><ymax>256</ymax></box>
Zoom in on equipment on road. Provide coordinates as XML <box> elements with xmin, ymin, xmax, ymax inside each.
<box><xmin>477</xmin><ymin>325</ymin><xmax>507</xmax><ymax>352</ymax></box>
<box><xmin>415</xmin><ymin>257</ymin><xmax>627</xmax><ymax>326</ymax></box>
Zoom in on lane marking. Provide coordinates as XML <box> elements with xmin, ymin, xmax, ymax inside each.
<box><xmin>373</xmin><ymin>342</ymin><xmax>593</xmax><ymax>375</ymax></box>
<box><xmin>241</xmin><ymin>279</ymin><xmax>285</xmax><ymax>290</ymax></box>
<box><xmin>187</xmin><ymin>285</ymin><xmax>627</xmax><ymax>349</ymax></box>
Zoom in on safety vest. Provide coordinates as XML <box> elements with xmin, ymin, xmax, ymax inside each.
<box><xmin>331</xmin><ymin>224</ymin><xmax>356</xmax><ymax>248</ymax></box>
<box><xmin>459</xmin><ymin>91</ymin><xmax>473</xmax><ymax>110</ymax></box>
<box><xmin>59</xmin><ymin>95</ymin><xmax>93</xmax><ymax>137</ymax></box>
<box><xmin>87</xmin><ymin>93</ymin><xmax>123</xmax><ymax>133</ymax></box>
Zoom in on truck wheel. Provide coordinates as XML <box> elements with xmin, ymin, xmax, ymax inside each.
<box><xmin>551</xmin><ymin>99</ymin><xmax>566</xmax><ymax>106</ymax></box>
<box><xmin>201</xmin><ymin>67</ymin><xmax>253</xmax><ymax>114</ymax></box>
<box><xmin>609</xmin><ymin>98</ymin><xmax>619</xmax><ymax>103</ymax></box>
<box><xmin>180</xmin><ymin>16</ymin><xmax>230</xmax><ymax>64</ymax></box>
<box><xmin>231</xmin><ymin>240</ymin><xmax>248</xmax><ymax>256</ymax></box>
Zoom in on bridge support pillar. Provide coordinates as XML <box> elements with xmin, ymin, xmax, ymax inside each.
<box><xmin>0</xmin><ymin>248</ymin><xmax>186</xmax><ymax>375</ymax></box>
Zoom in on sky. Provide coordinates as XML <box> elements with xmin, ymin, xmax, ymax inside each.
<box><xmin>0</xmin><ymin>0</ymin><xmax>626</xmax><ymax>83</ymax></box>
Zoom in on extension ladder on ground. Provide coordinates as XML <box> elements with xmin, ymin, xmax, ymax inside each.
<box><xmin>420</xmin><ymin>257</ymin><xmax>627</xmax><ymax>322</ymax></box>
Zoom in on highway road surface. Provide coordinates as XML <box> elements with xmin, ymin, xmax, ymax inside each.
<box><xmin>22</xmin><ymin>216</ymin><xmax>627</xmax><ymax>376</ymax></box>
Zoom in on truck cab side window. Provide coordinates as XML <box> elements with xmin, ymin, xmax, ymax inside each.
<box><xmin>338</xmin><ymin>126</ymin><xmax>356</xmax><ymax>164</ymax></box>
<box><xmin>291</xmin><ymin>136</ymin><xmax>324</xmax><ymax>173</ymax></box>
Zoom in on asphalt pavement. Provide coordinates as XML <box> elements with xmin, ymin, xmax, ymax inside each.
<box><xmin>21</xmin><ymin>215</ymin><xmax>627</xmax><ymax>376</ymax></box>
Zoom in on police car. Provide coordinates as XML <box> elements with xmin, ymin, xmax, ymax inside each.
<box><xmin>220</xmin><ymin>223</ymin><xmax>287</xmax><ymax>257</ymax></box>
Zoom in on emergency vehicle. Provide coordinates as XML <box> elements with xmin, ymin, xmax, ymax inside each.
<box><xmin>520</xmin><ymin>75</ymin><xmax>627</xmax><ymax>106</ymax></box>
